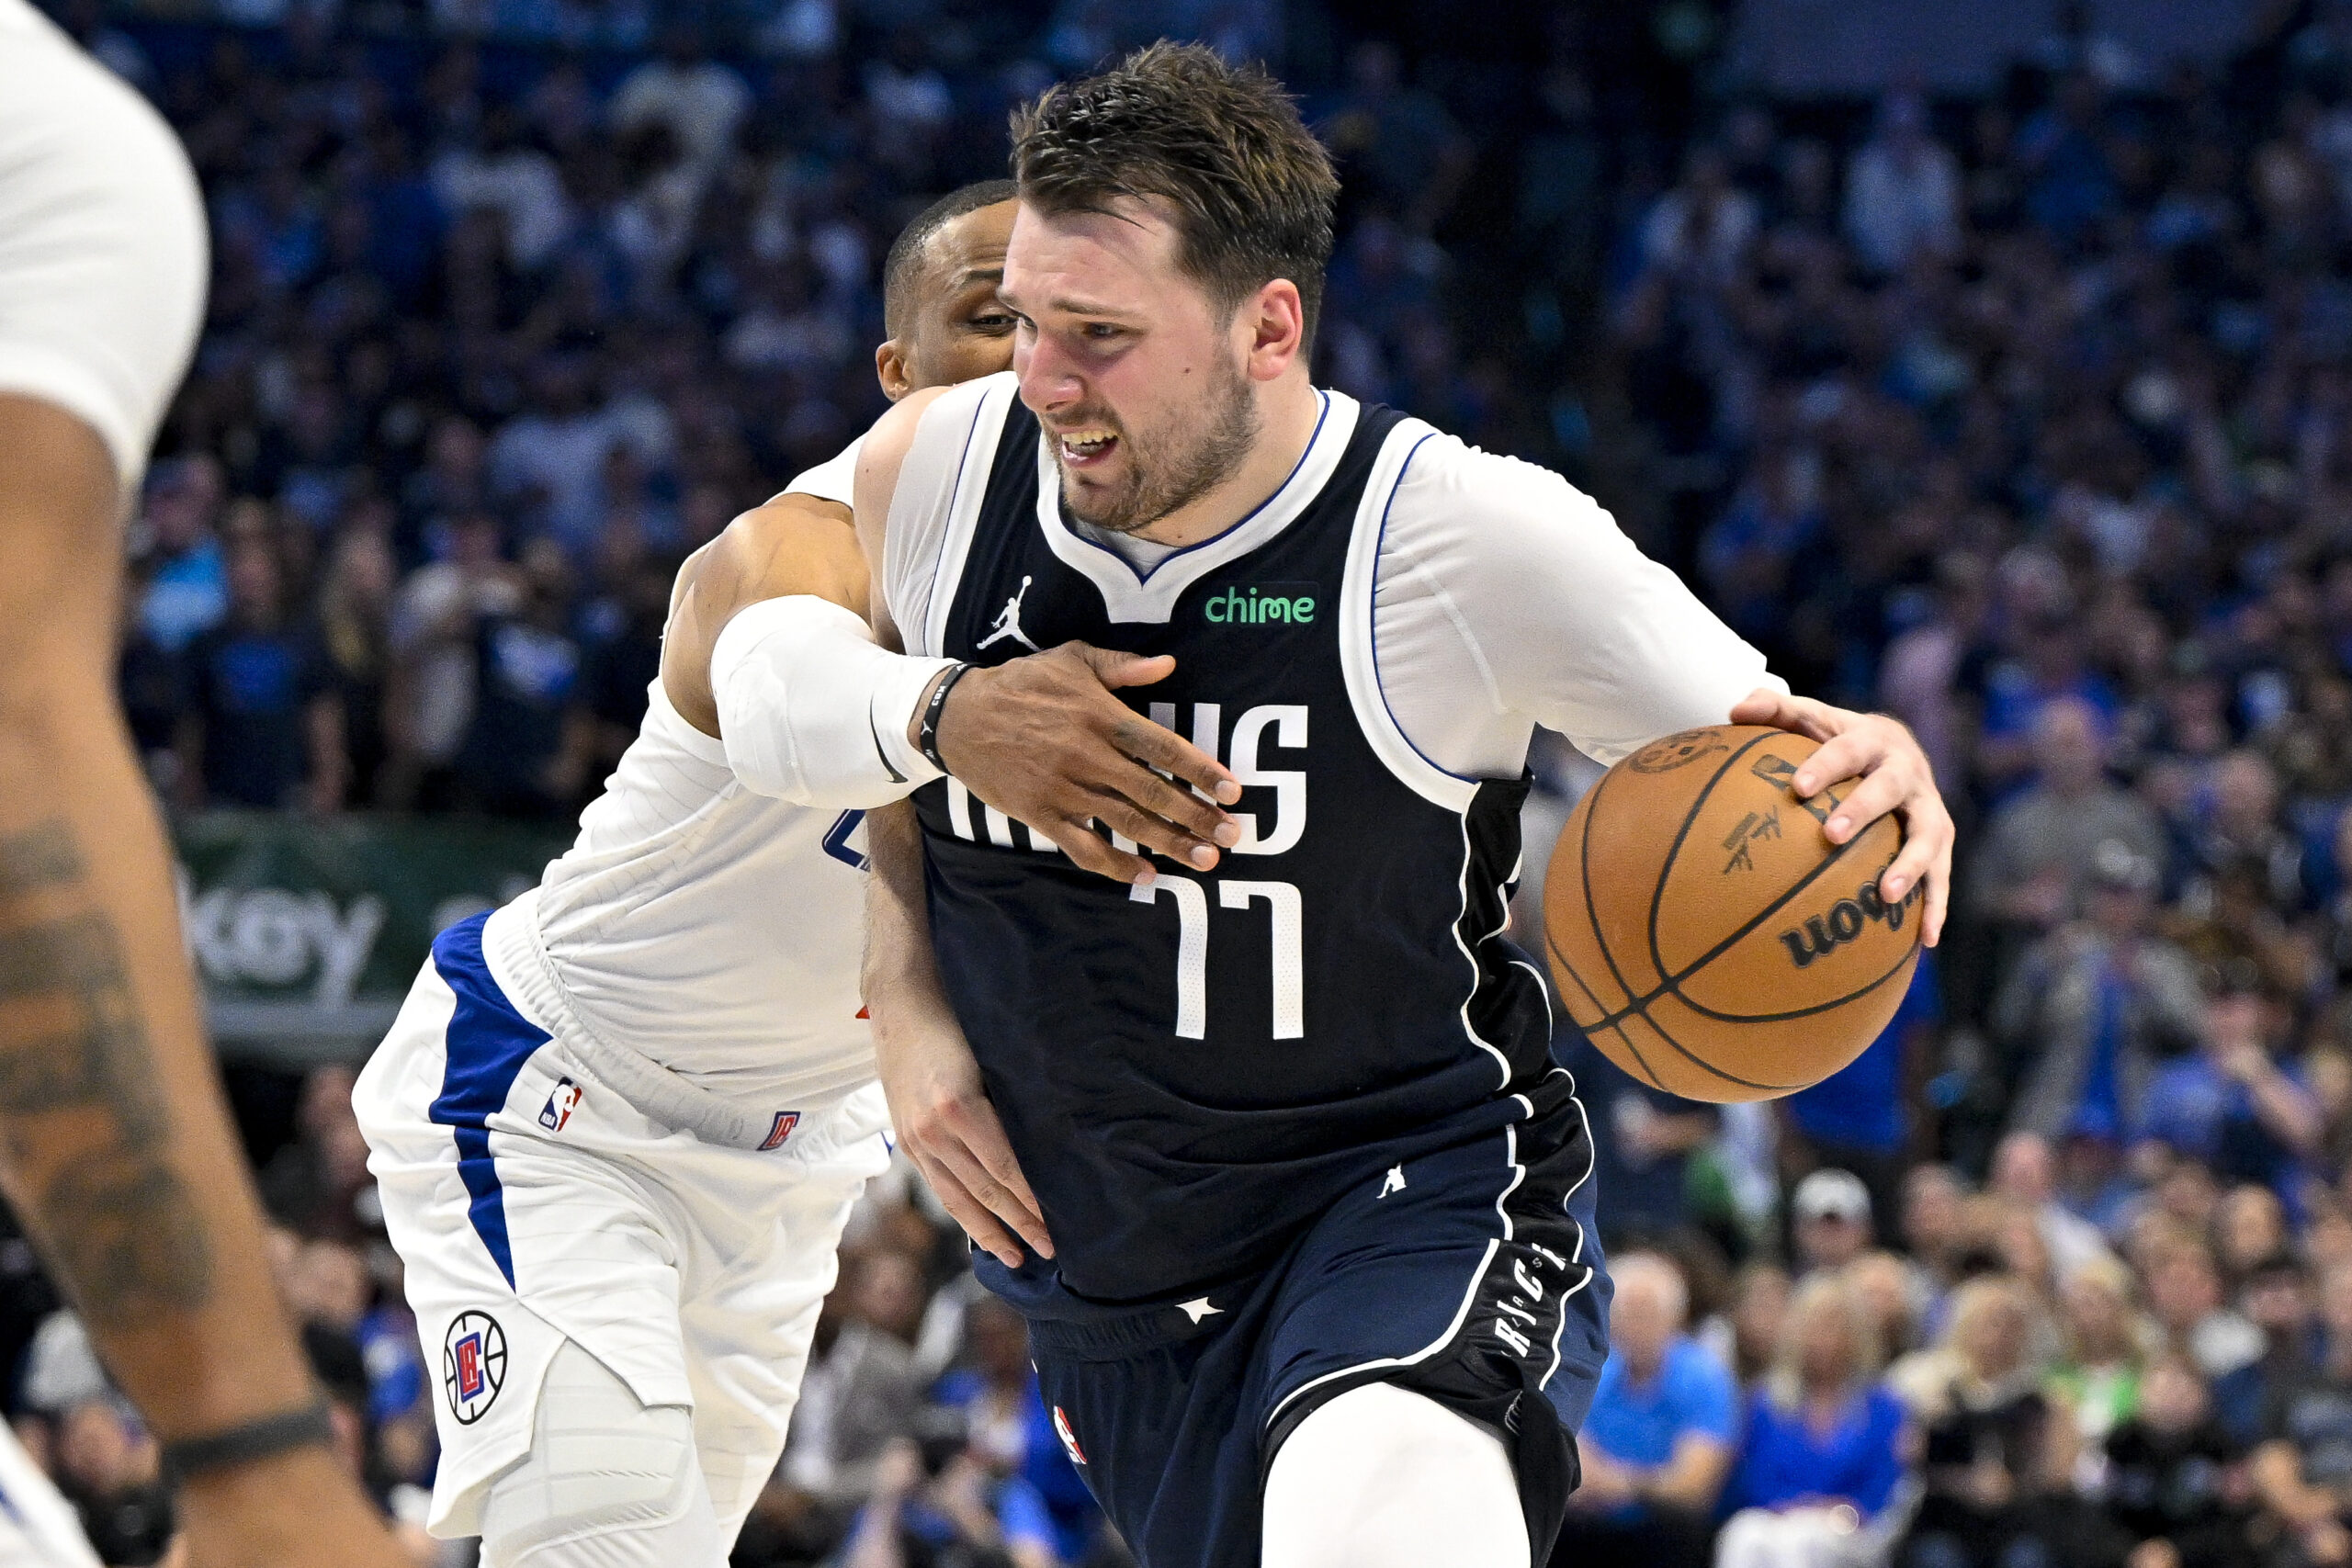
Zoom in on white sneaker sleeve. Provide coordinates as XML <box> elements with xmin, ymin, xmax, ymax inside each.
<box><xmin>0</xmin><ymin>0</ymin><xmax>206</xmax><ymax>490</ymax></box>
<box><xmin>1370</xmin><ymin>432</ymin><xmax>1782</xmax><ymax>774</ymax></box>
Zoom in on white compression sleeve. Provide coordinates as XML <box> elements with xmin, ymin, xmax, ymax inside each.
<box><xmin>1261</xmin><ymin>1382</ymin><xmax>1531</xmax><ymax>1568</ymax></box>
<box><xmin>477</xmin><ymin>1340</ymin><xmax>721</xmax><ymax>1568</ymax></box>
<box><xmin>708</xmin><ymin>595</ymin><xmax>953</xmax><ymax>807</ymax></box>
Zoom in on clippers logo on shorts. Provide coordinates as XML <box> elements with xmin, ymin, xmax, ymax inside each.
<box><xmin>443</xmin><ymin>1312</ymin><xmax>507</xmax><ymax>1425</ymax></box>
<box><xmin>759</xmin><ymin>1111</ymin><xmax>801</xmax><ymax>1152</ymax></box>
<box><xmin>1053</xmin><ymin>1405</ymin><xmax>1086</xmax><ymax>1465</ymax></box>
<box><xmin>537</xmin><ymin>1077</ymin><xmax>582</xmax><ymax>1133</ymax></box>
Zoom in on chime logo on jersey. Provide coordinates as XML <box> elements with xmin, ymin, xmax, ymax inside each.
<box><xmin>759</xmin><ymin>1111</ymin><xmax>801</xmax><ymax>1151</ymax></box>
<box><xmin>537</xmin><ymin>1076</ymin><xmax>582</xmax><ymax>1133</ymax></box>
<box><xmin>443</xmin><ymin>1311</ymin><xmax>507</xmax><ymax>1425</ymax></box>
<box><xmin>1053</xmin><ymin>1405</ymin><xmax>1086</xmax><ymax>1465</ymax></box>
<box><xmin>1203</xmin><ymin>581</ymin><xmax>1318</xmax><ymax>626</ymax></box>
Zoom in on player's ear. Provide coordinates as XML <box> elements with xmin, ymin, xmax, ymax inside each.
<box><xmin>1242</xmin><ymin>279</ymin><xmax>1306</xmax><ymax>383</ymax></box>
<box><xmin>876</xmin><ymin>339</ymin><xmax>914</xmax><ymax>402</ymax></box>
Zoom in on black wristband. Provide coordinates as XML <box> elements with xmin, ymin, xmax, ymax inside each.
<box><xmin>918</xmin><ymin>662</ymin><xmax>974</xmax><ymax>774</ymax></box>
<box><xmin>161</xmin><ymin>1399</ymin><xmax>336</xmax><ymax>1483</ymax></box>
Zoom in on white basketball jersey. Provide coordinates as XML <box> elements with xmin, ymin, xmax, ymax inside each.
<box><xmin>523</xmin><ymin>675</ymin><xmax>873</xmax><ymax>1113</ymax></box>
<box><xmin>508</xmin><ymin>441</ymin><xmax>878</xmax><ymax>1115</ymax></box>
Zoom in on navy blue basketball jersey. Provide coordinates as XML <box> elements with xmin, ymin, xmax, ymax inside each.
<box><xmin>910</xmin><ymin>383</ymin><xmax>1558</xmax><ymax>1304</ymax></box>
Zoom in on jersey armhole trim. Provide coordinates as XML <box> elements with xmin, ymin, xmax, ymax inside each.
<box><xmin>893</xmin><ymin>377</ymin><xmax>1011</xmax><ymax>660</ymax></box>
<box><xmin>1339</xmin><ymin>423</ymin><xmax>1479</xmax><ymax>813</ymax></box>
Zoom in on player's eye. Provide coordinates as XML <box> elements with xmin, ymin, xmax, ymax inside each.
<box><xmin>971</xmin><ymin>311</ymin><xmax>1016</xmax><ymax>333</ymax></box>
<box><xmin>1080</xmin><ymin>322</ymin><xmax>1124</xmax><ymax>342</ymax></box>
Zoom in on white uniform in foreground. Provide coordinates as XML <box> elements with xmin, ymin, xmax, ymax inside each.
<box><xmin>0</xmin><ymin>1421</ymin><xmax>103</xmax><ymax>1568</ymax></box>
<box><xmin>353</xmin><ymin>452</ymin><xmax>890</xmax><ymax>1562</ymax></box>
<box><xmin>0</xmin><ymin>0</ymin><xmax>206</xmax><ymax>488</ymax></box>
<box><xmin>0</xmin><ymin>6</ymin><xmax>201</xmax><ymax>1564</ymax></box>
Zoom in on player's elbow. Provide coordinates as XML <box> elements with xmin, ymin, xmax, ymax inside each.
<box><xmin>710</xmin><ymin>595</ymin><xmax>948</xmax><ymax>808</ymax></box>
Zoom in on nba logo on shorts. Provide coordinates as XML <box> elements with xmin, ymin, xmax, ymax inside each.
<box><xmin>538</xmin><ymin>1077</ymin><xmax>582</xmax><ymax>1133</ymax></box>
<box><xmin>759</xmin><ymin>1111</ymin><xmax>800</xmax><ymax>1152</ymax></box>
<box><xmin>1053</xmin><ymin>1405</ymin><xmax>1086</xmax><ymax>1465</ymax></box>
<box><xmin>443</xmin><ymin>1311</ymin><xmax>507</xmax><ymax>1425</ymax></box>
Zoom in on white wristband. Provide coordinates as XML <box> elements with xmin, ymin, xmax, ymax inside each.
<box><xmin>709</xmin><ymin>596</ymin><xmax>953</xmax><ymax>808</ymax></box>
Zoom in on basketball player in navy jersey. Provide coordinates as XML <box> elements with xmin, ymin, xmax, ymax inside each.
<box><xmin>765</xmin><ymin>44</ymin><xmax>1951</xmax><ymax>1568</ymax></box>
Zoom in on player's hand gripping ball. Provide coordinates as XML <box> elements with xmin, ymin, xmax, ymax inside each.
<box><xmin>1543</xmin><ymin>725</ymin><xmax>1924</xmax><ymax>1103</ymax></box>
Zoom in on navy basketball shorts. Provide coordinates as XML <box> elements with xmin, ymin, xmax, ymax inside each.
<box><xmin>986</xmin><ymin>1071</ymin><xmax>1610</xmax><ymax>1568</ymax></box>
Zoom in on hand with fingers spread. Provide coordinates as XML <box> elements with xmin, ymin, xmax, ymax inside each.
<box><xmin>1729</xmin><ymin>688</ymin><xmax>1956</xmax><ymax>947</ymax></box>
<box><xmin>922</xmin><ymin>641</ymin><xmax>1244</xmax><ymax>885</ymax></box>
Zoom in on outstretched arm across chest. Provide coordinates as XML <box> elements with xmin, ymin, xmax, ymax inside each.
<box><xmin>659</xmin><ymin>485</ymin><xmax>954</xmax><ymax>807</ymax></box>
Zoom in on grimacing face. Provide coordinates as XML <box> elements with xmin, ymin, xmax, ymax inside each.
<box><xmin>1000</xmin><ymin>198</ymin><xmax>1262</xmax><ymax>536</ymax></box>
<box><xmin>900</xmin><ymin>201</ymin><xmax>1021</xmax><ymax>393</ymax></box>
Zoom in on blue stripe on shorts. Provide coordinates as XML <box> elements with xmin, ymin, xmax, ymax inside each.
<box><xmin>425</xmin><ymin>913</ymin><xmax>548</xmax><ymax>1290</ymax></box>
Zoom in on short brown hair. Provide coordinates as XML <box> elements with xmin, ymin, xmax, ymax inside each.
<box><xmin>1012</xmin><ymin>42</ymin><xmax>1339</xmax><ymax>350</ymax></box>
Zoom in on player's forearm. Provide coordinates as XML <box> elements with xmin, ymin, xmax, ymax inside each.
<box><xmin>708</xmin><ymin>596</ymin><xmax>954</xmax><ymax>808</ymax></box>
<box><xmin>0</xmin><ymin>672</ymin><xmax>320</xmax><ymax>1435</ymax></box>
<box><xmin>0</xmin><ymin>405</ymin><xmax>315</xmax><ymax>1441</ymax></box>
<box><xmin>862</xmin><ymin>801</ymin><xmax>957</xmax><ymax>1039</ymax></box>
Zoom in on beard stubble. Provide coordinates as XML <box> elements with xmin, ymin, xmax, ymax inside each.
<box><xmin>1057</xmin><ymin>357</ymin><xmax>1261</xmax><ymax>536</ymax></box>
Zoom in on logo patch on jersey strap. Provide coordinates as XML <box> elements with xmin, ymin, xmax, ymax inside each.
<box><xmin>1053</xmin><ymin>1405</ymin><xmax>1086</xmax><ymax>1465</ymax></box>
<box><xmin>759</xmin><ymin>1111</ymin><xmax>801</xmax><ymax>1151</ymax></box>
<box><xmin>443</xmin><ymin>1311</ymin><xmax>508</xmax><ymax>1425</ymax></box>
<box><xmin>537</xmin><ymin>1077</ymin><xmax>582</xmax><ymax>1133</ymax></box>
<box><xmin>1203</xmin><ymin>581</ymin><xmax>1318</xmax><ymax>626</ymax></box>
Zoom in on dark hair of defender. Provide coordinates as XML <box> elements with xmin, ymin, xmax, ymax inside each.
<box><xmin>882</xmin><ymin>179</ymin><xmax>1019</xmax><ymax>338</ymax></box>
<box><xmin>1010</xmin><ymin>41</ymin><xmax>1340</xmax><ymax>353</ymax></box>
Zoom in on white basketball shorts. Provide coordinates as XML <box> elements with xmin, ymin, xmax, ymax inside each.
<box><xmin>351</xmin><ymin>908</ymin><xmax>890</xmax><ymax>1542</ymax></box>
<box><xmin>0</xmin><ymin>0</ymin><xmax>206</xmax><ymax>489</ymax></box>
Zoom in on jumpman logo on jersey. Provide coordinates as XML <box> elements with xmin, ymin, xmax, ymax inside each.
<box><xmin>1379</xmin><ymin>1165</ymin><xmax>1407</xmax><ymax>1199</ymax></box>
<box><xmin>978</xmin><ymin>575</ymin><xmax>1040</xmax><ymax>651</ymax></box>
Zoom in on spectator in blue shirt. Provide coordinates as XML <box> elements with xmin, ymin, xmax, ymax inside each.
<box><xmin>176</xmin><ymin>532</ymin><xmax>343</xmax><ymax>811</ymax></box>
<box><xmin>838</xmin><ymin>1421</ymin><xmax>1059</xmax><ymax>1568</ymax></box>
<box><xmin>928</xmin><ymin>1298</ymin><xmax>1101</xmax><ymax>1566</ymax></box>
<box><xmin>2140</xmin><ymin>972</ymin><xmax>2322</xmax><ymax>1196</ymax></box>
<box><xmin>1557</xmin><ymin>1252</ymin><xmax>1737</xmax><ymax>1568</ymax></box>
<box><xmin>1717</xmin><ymin>1271</ymin><xmax>1914</xmax><ymax>1568</ymax></box>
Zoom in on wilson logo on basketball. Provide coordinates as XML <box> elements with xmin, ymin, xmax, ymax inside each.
<box><xmin>1777</xmin><ymin>880</ymin><xmax>1918</xmax><ymax>969</ymax></box>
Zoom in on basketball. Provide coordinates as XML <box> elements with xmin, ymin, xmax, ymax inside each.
<box><xmin>1543</xmin><ymin>725</ymin><xmax>1923</xmax><ymax>1103</ymax></box>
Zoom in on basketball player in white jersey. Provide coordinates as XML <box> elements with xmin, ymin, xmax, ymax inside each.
<box><xmin>0</xmin><ymin>5</ymin><xmax>416</xmax><ymax>1563</ymax></box>
<box><xmin>352</xmin><ymin>182</ymin><xmax>1243</xmax><ymax>1567</ymax></box>
<box><xmin>752</xmin><ymin>47</ymin><xmax>1957</xmax><ymax>1568</ymax></box>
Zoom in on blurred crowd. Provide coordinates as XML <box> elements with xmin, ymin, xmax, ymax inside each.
<box><xmin>17</xmin><ymin>0</ymin><xmax>2352</xmax><ymax>1562</ymax></box>
<box><xmin>74</xmin><ymin>0</ymin><xmax>1512</xmax><ymax>824</ymax></box>
<box><xmin>1542</xmin><ymin>2</ymin><xmax>2352</xmax><ymax>1565</ymax></box>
